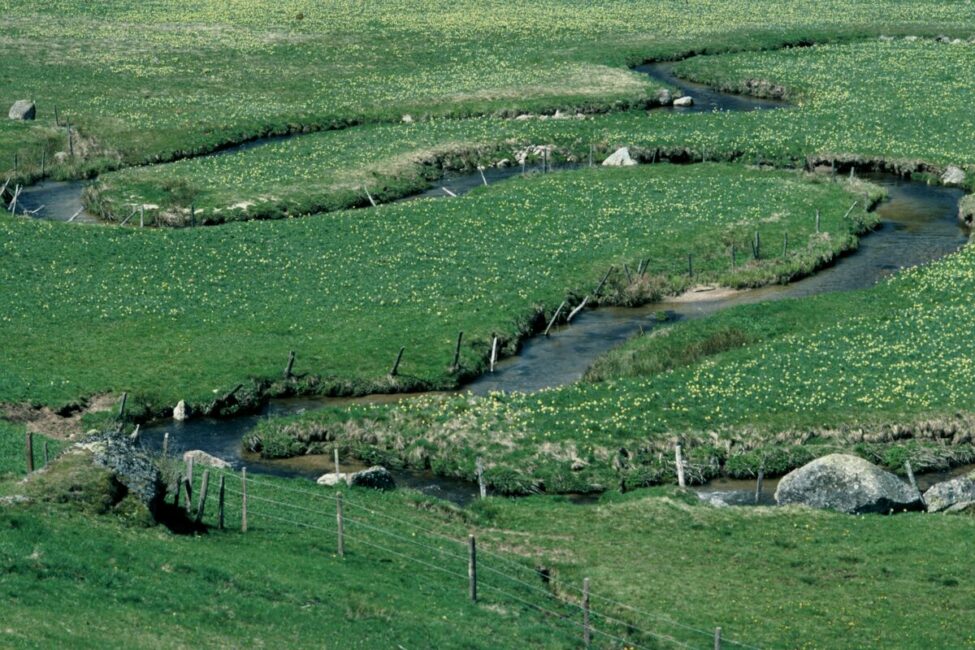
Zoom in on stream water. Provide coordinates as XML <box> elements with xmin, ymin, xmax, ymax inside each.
<box><xmin>19</xmin><ymin>61</ymin><xmax>972</xmax><ymax>506</ymax></box>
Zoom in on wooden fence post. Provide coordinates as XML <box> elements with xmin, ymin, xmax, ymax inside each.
<box><xmin>218</xmin><ymin>475</ymin><xmax>226</xmax><ymax>530</ymax></box>
<box><xmin>334</xmin><ymin>448</ymin><xmax>340</xmax><ymax>477</ymax></box>
<box><xmin>25</xmin><ymin>432</ymin><xmax>34</xmax><ymax>473</ymax></box>
<box><xmin>583</xmin><ymin>577</ymin><xmax>591</xmax><ymax>648</ymax></box>
<box><xmin>284</xmin><ymin>350</ymin><xmax>296</xmax><ymax>379</ymax></box>
<box><xmin>117</xmin><ymin>391</ymin><xmax>128</xmax><ymax>419</ymax></box>
<box><xmin>43</xmin><ymin>441</ymin><xmax>50</xmax><ymax>466</ymax></box>
<box><xmin>336</xmin><ymin>492</ymin><xmax>345</xmax><ymax>557</ymax></box>
<box><xmin>173</xmin><ymin>473</ymin><xmax>182</xmax><ymax>507</ymax></box>
<box><xmin>593</xmin><ymin>266</ymin><xmax>613</xmax><ymax>297</ymax></box>
<box><xmin>182</xmin><ymin>476</ymin><xmax>193</xmax><ymax>513</ymax></box>
<box><xmin>816</xmin><ymin>209</ymin><xmax>821</xmax><ymax>233</ymax></box>
<box><xmin>675</xmin><ymin>444</ymin><xmax>686</xmax><ymax>488</ymax></box>
<box><xmin>905</xmin><ymin>460</ymin><xmax>921</xmax><ymax>501</ymax></box>
<box><xmin>468</xmin><ymin>535</ymin><xmax>477</xmax><ymax>603</ymax></box>
<box><xmin>783</xmin><ymin>232</ymin><xmax>788</xmax><ymax>257</ymax></box>
<box><xmin>753</xmin><ymin>231</ymin><xmax>761</xmax><ymax>259</ymax></box>
<box><xmin>194</xmin><ymin>470</ymin><xmax>210</xmax><ymax>523</ymax></box>
<box><xmin>476</xmin><ymin>457</ymin><xmax>487</xmax><ymax>499</ymax></box>
<box><xmin>389</xmin><ymin>346</ymin><xmax>405</xmax><ymax>377</ymax></box>
<box><xmin>755</xmin><ymin>464</ymin><xmax>765</xmax><ymax>504</ymax></box>
<box><xmin>567</xmin><ymin>296</ymin><xmax>590</xmax><ymax>323</ymax></box>
<box><xmin>714</xmin><ymin>626</ymin><xmax>722</xmax><ymax>650</ymax></box>
<box><xmin>543</xmin><ymin>301</ymin><xmax>567</xmax><ymax>336</ymax></box>
<box><xmin>186</xmin><ymin>457</ymin><xmax>194</xmax><ymax>488</ymax></box>
<box><xmin>489</xmin><ymin>336</ymin><xmax>499</xmax><ymax>372</ymax></box>
<box><xmin>451</xmin><ymin>331</ymin><xmax>464</xmax><ymax>372</ymax></box>
<box><xmin>241</xmin><ymin>467</ymin><xmax>248</xmax><ymax>533</ymax></box>
<box><xmin>688</xmin><ymin>253</ymin><xmax>694</xmax><ymax>277</ymax></box>
<box><xmin>162</xmin><ymin>432</ymin><xmax>170</xmax><ymax>457</ymax></box>
<box><xmin>731</xmin><ymin>245</ymin><xmax>736</xmax><ymax>270</ymax></box>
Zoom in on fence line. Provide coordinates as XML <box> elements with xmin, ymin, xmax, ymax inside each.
<box><xmin>206</xmin><ymin>466</ymin><xmax>760</xmax><ymax>649</ymax></box>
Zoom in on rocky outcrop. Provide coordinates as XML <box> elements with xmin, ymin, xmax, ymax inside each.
<box><xmin>182</xmin><ymin>450</ymin><xmax>232</xmax><ymax>469</ymax></box>
<box><xmin>673</xmin><ymin>96</ymin><xmax>694</xmax><ymax>107</ymax></box>
<box><xmin>349</xmin><ymin>466</ymin><xmax>396</xmax><ymax>490</ymax></box>
<box><xmin>26</xmin><ymin>432</ymin><xmax>164</xmax><ymax>517</ymax></box>
<box><xmin>941</xmin><ymin>166</ymin><xmax>966</xmax><ymax>186</ymax></box>
<box><xmin>602</xmin><ymin>147</ymin><xmax>637</xmax><ymax>167</ymax></box>
<box><xmin>8</xmin><ymin>100</ymin><xmax>35</xmax><ymax>121</ymax></box>
<box><xmin>774</xmin><ymin>454</ymin><xmax>922</xmax><ymax>514</ymax></box>
<box><xmin>923</xmin><ymin>472</ymin><xmax>975</xmax><ymax>512</ymax></box>
<box><xmin>655</xmin><ymin>89</ymin><xmax>672</xmax><ymax>105</ymax></box>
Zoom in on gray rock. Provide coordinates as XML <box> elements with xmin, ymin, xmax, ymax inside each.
<box><xmin>401</xmin><ymin>114</ymin><xmax>413</xmax><ymax>123</ymax></box>
<box><xmin>602</xmin><ymin>147</ymin><xmax>637</xmax><ymax>167</ymax></box>
<box><xmin>673</xmin><ymin>96</ymin><xmax>694</xmax><ymax>107</ymax></box>
<box><xmin>945</xmin><ymin>500</ymin><xmax>975</xmax><ymax>514</ymax></box>
<box><xmin>923</xmin><ymin>472</ymin><xmax>975</xmax><ymax>512</ymax></box>
<box><xmin>80</xmin><ymin>432</ymin><xmax>165</xmax><ymax>511</ymax></box>
<box><xmin>182</xmin><ymin>449</ymin><xmax>231</xmax><ymax>469</ymax></box>
<box><xmin>316</xmin><ymin>472</ymin><xmax>349</xmax><ymax>487</ymax></box>
<box><xmin>656</xmin><ymin>89</ymin><xmax>672</xmax><ymax>105</ymax></box>
<box><xmin>774</xmin><ymin>454</ymin><xmax>922</xmax><ymax>514</ymax></box>
<box><xmin>941</xmin><ymin>166</ymin><xmax>966</xmax><ymax>186</ymax></box>
<box><xmin>8</xmin><ymin>100</ymin><xmax>35</xmax><ymax>121</ymax></box>
<box><xmin>173</xmin><ymin>400</ymin><xmax>189</xmax><ymax>421</ymax></box>
<box><xmin>349</xmin><ymin>466</ymin><xmax>396</xmax><ymax>490</ymax></box>
<box><xmin>0</xmin><ymin>494</ymin><xmax>32</xmax><ymax>506</ymax></box>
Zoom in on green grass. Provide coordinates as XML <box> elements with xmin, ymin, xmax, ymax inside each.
<box><xmin>258</xmin><ymin>232</ymin><xmax>975</xmax><ymax>492</ymax></box>
<box><xmin>0</xmin><ymin>471</ymin><xmax>579</xmax><ymax>648</ymax></box>
<box><xmin>91</xmin><ymin>38</ymin><xmax>975</xmax><ymax>223</ymax></box>
<box><xmin>3</xmin><ymin>464</ymin><xmax>974</xmax><ymax>648</ymax></box>
<box><xmin>0</xmin><ymin>164</ymin><xmax>872</xmax><ymax>412</ymax></box>
<box><xmin>4</xmin><ymin>1</ymin><xmax>975</xmax><ymax>186</ymax></box>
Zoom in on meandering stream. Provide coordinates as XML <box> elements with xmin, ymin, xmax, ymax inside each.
<box><xmin>17</xmin><ymin>61</ymin><xmax>971</xmax><ymax>504</ymax></box>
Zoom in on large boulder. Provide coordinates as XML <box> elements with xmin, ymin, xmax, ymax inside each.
<box><xmin>349</xmin><ymin>466</ymin><xmax>396</xmax><ymax>490</ymax></box>
<box><xmin>316</xmin><ymin>472</ymin><xmax>349</xmax><ymax>487</ymax></box>
<box><xmin>673</xmin><ymin>96</ymin><xmax>694</xmax><ymax>107</ymax></box>
<box><xmin>8</xmin><ymin>100</ymin><xmax>35</xmax><ymax>121</ymax></box>
<box><xmin>602</xmin><ymin>147</ymin><xmax>637</xmax><ymax>167</ymax></box>
<box><xmin>182</xmin><ymin>449</ymin><xmax>231</xmax><ymax>469</ymax></box>
<box><xmin>774</xmin><ymin>454</ymin><xmax>922</xmax><ymax>514</ymax></box>
<box><xmin>923</xmin><ymin>471</ymin><xmax>975</xmax><ymax>512</ymax></box>
<box><xmin>941</xmin><ymin>166</ymin><xmax>966</xmax><ymax>186</ymax></box>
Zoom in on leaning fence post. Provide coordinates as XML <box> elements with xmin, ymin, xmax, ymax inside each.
<box><xmin>117</xmin><ymin>391</ymin><xmax>128</xmax><ymax>419</ymax></box>
<box><xmin>336</xmin><ymin>492</ymin><xmax>345</xmax><ymax>557</ymax></box>
<box><xmin>451</xmin><ymin>331</ymin><xmax>464</xmax><ymax>372</ymax></box>
<box><xmin>675</xmin><ymin>444</ymin><xmax>686</xmax><ymax>488</ymax></box>
<box><xmin>389</xmin><ymin>346</ymin><xmax>405</xmax><ymax>377</ymax></box>
<box><xmin>714</xmin><ymin>626</ymin><xmax>722</xmax><ymax>650</ymax></box>
<box><xmin>194</xmin><ymin>470</ymin><xmax>210</xmax><ymax>523</ymax></box>
<box><xmin>218</xmin><ymin>475</ymin><xmax>226</xmax><ymax>530</ymax></box>
<box><xmin>583</xmin><ymin>577</ymin><xmax>591</xmax><ymax>648</ymax></box>
<box><xmin>468</xmin><ymin>535</ymin><xmax>477</xmax><ymax>603</ymax></box>
<box><xmin>489</xmin><ymin>336</ymin><xmax>499</xmax><ymax>373</ymax></box>
<box><xmin>241</xmin><ymin>467</ymin><xmax>248</xmax><ymax>533</ymax></box>
<box><xmin>905</xmin><ymin>460</ymin><xmax>922</xmax><ymax>503</ymax></box>
<box><xmin>186</xmin><ymin>457</ymin><xmax>194</xmax><ymax>488</ymax></box>
<box><xmin>543</xmin><ymin>301</ymin><xmax>567</xmax><ymax>336</ymax></box>
<box><xmin>25</xmin><ymin>432</ymin><xmax>34</xmax><ymax>473</ymax></box>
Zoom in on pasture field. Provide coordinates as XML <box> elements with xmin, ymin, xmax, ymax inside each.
<box><xmin>0</xmin><ymin>165</ymin><xmax>872</xmax><ymax>413</ymax></box>
<box><xmin>3</xmin><ymin>2</ymin><xmax>975</xmax><ymax>186</ymax></box>
<box><xmin>256</xmin><ymin>240</ymin><xmax>975</xmax><ymax>492</ymax></box>
<box><xmin>2</xmin><ymin>455</ymin><xmax>973</xmax><ymax>649</ymax></box>
<box><xmin>90</xmin><ymin>39</ymin><xmax>975</xmax><ymax>223</ymax></box>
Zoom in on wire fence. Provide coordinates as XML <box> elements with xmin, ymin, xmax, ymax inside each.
<box><xmin>173</xmin><ymin>464</ymin><xmax>762</xmax><ymax>650</ymax></box>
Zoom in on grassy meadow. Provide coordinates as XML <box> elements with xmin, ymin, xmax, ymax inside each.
<box><xmin>3</xmin><ymin>2</ymin><xmax>975</xmax><ymax>186</ymax></box>
<box><xmin>88</xmin><ymin>39</ymin><xmax>975</xmax><ymax>223</ymax></box>
<box><xmin>0</xmin><ymin>164</ymin><xmax>872</xmax><ymax>413</ymax></box>
<box><xmin>257</xmin><ymin>236</ymin><xmax>975</xmax><ymax>493</ymax></box>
